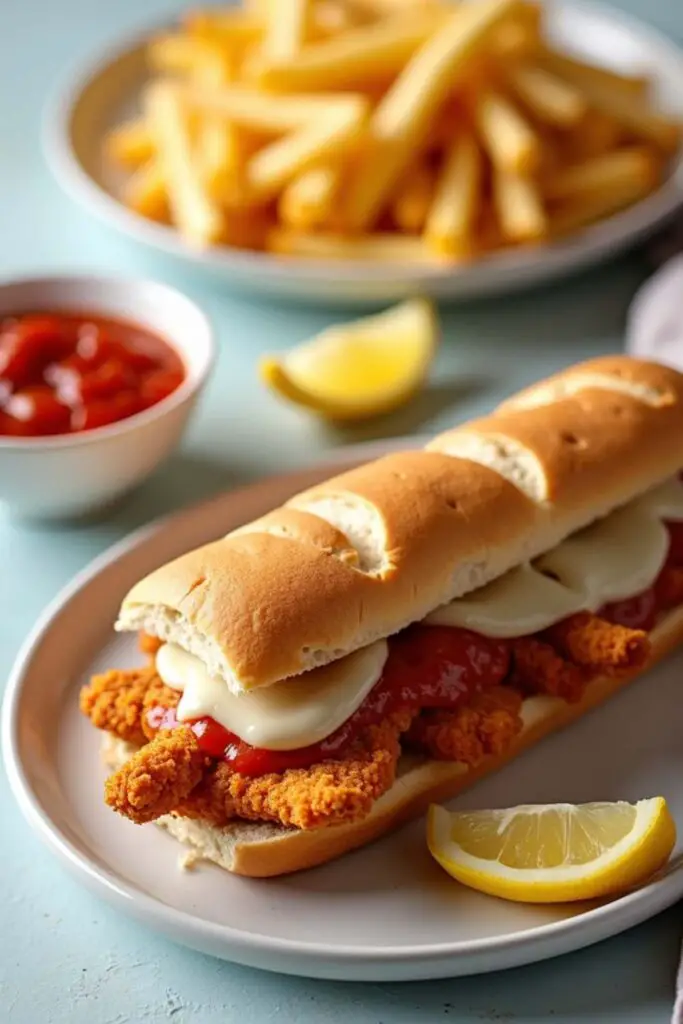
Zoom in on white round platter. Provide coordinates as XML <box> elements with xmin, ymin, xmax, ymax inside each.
<box><xmin>4</xmin><ymin>448</ymin><xmax>683</xmax><ymax>982</ymax></box>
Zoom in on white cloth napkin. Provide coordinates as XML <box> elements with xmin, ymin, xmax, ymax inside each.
<box><xmin>626</xmin><ymin>252</ymin><xmax>683</xmax><ymax>370</ymax></box>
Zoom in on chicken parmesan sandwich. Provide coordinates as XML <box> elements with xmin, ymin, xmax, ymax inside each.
<box><xmin>81</xmin><ymin>356</ymin><xmax>683</xmax><ymax>877</ymax></box>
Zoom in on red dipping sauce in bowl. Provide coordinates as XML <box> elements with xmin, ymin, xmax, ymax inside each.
<box><xmin>0</xmin><ymin>312</ymin><xmax>186</xmax><ymax>437</ymax></box>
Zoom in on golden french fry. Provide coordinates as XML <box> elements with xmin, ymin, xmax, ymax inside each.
<box><xmin>425</xmin><ymin>134</ymin><xmax>481</xmax><ymax>255</ymax></box>
<box><xmin>262</xmin><ymin>0</ymin><xmax>311</xmax><ymax>61</ymax></box>
<box><xmin>543</xmin><ymin>147</ymin><xmax>661</xmax><ymax>202</ymax></box>
<box><xmin>144</xmin><ymin>83</ymin><xmax>224</xmax><ymax>246</ymax></box>
<box><xmin>561</xmin><ymin>111</ymin><xmax>623</xmax><ymax>161</ymax></box>
<box><xmin>391</xmin><ymin>161</ymin><xmax>436</xmax><ymax>232</ymax></box>
<box><xmin>254</xmin><ymin>11</ymin><xmax>444</xmax><ymax>91</ymax></box>
<box><xmin>537</xmin><ymin>46</ymin><xmax>651</xmax><ymax>101</ymax></box>
<box><xmin>343</xmin><ymin>0</ymin><xmax>520</xmax><ymax>230</ymax></box>
<box><xmin>268</xmin><ymin>227</ymin><xmax>449</xmax><ymax>262</ymax></box>
<box><xmin>491</xmin><ymin>2</ymin><xmax>542</xmax><ymax>57</ymax></box>
<box><xmin>245</xmin><ymin>96</ymin><xmax>368</xmax><ymax>198</ymax></box>
<box><xmin>548</xmin><ymin>65</ymin><xmax>680</xmax><ymax>151</ymax></box>
<box><xmin>507</xmin><ymin>64</ymin><xmax>587</xmax><ymax>127</ymax></box>
<box><xmin>191</xmin><ymin>50</ymin><xmax>244</xmax><ymax>201</ymax></box>
<box><xmin>183</xmin><ymin>9</ymin><xmax>264</xmax><ymax>47</ymax></box>
<box><xmin>311</xmin><ymin>1</ymin><xmax>372</xmax><ymax>37</ymax></box>
<box><xmin>549</xmin><ymin>163</ymin><xmax>661</xmax><ymax>236</ymax></box>
<box><xmin>106</xmin><ymin>120</ymin><xmax>156</xmax><ymax>167</ymax></box>
<box><xmin>122</xmin><ymin>159</ymin><xmax>168</xmax><ymax>221</ymax></box>
<box><xmin>475</xmin><ymin>90</ymin><xmax>541</xmax><ymax>174</ymax></box>
<box><xmin>279</xmin><ymin>165</ymin><xmax>342</xmax><ymax>228</ymax></box>
<box><xmin>181</xmin><ymin>82</ymin><xmax>364</xmax><ymax>131</ymax></box>
<box><xmin>351</xmin><ymin>0</ymin><xmax>444</xmax><ymax>14</ymax></box>
<box><xmin>147</xmin><ymin>33</ymin><xmax>230</xmax><ymax>75</ymax></box>
<box><xmin>494</xmin><ymin>169</ymin><xmax>547</xmax><ymax>242</ymax></box>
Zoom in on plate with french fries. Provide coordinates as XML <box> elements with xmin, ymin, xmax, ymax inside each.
<box><xmin>46</xmin><ymin>0</ymin><xmax>683</xmax><ymax>303</ymax></box>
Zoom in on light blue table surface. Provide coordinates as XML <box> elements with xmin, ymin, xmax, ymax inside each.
<box><xmin>3</xmin><ymin>1</ymin><xmax>683</xmax><ymax>1021</ymax></box>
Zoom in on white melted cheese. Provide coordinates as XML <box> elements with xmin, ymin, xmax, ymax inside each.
<box><xmin>156</xmin><ymin>639</ymin><xmax>388</xmax><ymax>751</ymax></box>
<box><xmin>426</xmin><ymin>476</ymin><xmax>683</xmax><ymax>637</ymax></box>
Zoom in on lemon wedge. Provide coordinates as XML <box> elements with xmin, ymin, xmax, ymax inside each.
<box><xmin>427</xmin><ymin>799</ymin><xmax>675</xmax><ymax>903</ymax></box>
<box><xmin>259</xmin><ymin>297</ymin><xmax>438</xmax><ymax>421</ymax></box>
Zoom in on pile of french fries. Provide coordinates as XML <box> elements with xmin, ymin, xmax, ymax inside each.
<box><xmin>106</xmin><ymin>0</ymin><xmax>681</xmax><ymax>264</ymax></box>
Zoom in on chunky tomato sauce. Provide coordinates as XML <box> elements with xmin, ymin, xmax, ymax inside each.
<box><xmin>146</xmin><ymin>520</ymin><xmax>683</xmax><ymax>777</ymax></box>
<box><xmin>0</xmin><ymin>312</ymin><xmax>185</xmax><ymax>436</ymax></box>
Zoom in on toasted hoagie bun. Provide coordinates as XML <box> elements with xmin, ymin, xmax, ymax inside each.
<box><xmin>116</xmin><ymin>357</ymin><xmax>683</xmax><ymax>694</ymax></box>
<box><xmin>103</xmin><ymin>603</ymin><xmax>683</xmax><ymax>877</ymax></box>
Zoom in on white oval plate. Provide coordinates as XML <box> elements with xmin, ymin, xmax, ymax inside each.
<box><xmin>5</xmin><ymin>449</ymin><xmax>683</xmax><ymax>982</ymax></box>
<box><xmin>45</xmin><ymin>1</ymin><xmax>683</xmax><ymax>305</ymax></box>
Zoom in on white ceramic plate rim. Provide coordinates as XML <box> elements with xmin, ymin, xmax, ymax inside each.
<box><xmin>43</xmin><ymin>0</ymin><xmax>683</xmax><ymax>300</ymax></box>
<box><xmin>6</xmin><ymin>440</ymin><xmax>683</xmax><ymax>977</ymax></box>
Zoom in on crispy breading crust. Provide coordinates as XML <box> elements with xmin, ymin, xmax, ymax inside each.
<box><xmin>544</xmin><ymin>612</ymin><xmax>650</xmax><ymax>673</ymax></box>
<box><xmin>105</xmin><ymin>726</ymin><xmax>207</xmax><ymax>824</ymax></box>
<box><xmin>103</xmin><ymin>712</ymin><xmax>410</xmax><ymax>831</ymax></box>
<box><xmin>511</xmin><ymin>636</ymin><xmax>588</xmax><ymax>703</ymax></box>
<box><xmin>405</xmin><ymin>687</ymin><xmax>523</xmax><ymax>764</ymax></box>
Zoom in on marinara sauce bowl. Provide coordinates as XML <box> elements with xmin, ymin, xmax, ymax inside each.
<box><xmin>0</xmin><ymin>275</ymin><xmax>215</xmax><ymax>520</ymax></box>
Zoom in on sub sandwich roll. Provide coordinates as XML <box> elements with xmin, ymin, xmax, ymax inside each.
<box><xmin>81</xmin><ymin>356</ymin><xmax>683</xmax><ymax>876</ymax></box>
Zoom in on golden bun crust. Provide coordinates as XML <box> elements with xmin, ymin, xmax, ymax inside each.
<box><xmin>104</xmin><ymin>605</ymin><xmax>683</xmax><ymax>878</ymax></box>
<box><xmin>117</xmin><ymin>357</ymin><xmax>683</xmax><ymax>692</ymax></box>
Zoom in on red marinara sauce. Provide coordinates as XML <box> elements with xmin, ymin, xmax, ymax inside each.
<box><xmin>0</xmin><ymin>312</ymin><xmax>185</xmax><ymax>436</ymax></box>
<box><xmin>147</xmin><ymin>626</ymin><xmax>511</xmax><ymax>777</ymax></box>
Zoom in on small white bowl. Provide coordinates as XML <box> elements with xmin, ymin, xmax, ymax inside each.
<box><xmin>0</xmin><ymin>275</ymin><xmax>215</xmax><ymax>520</ymax></box>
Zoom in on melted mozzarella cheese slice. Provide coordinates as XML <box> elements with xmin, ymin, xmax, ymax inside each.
<box><xmin>156</xmin><ymin>639</ymin><xmax>388</xmax><ymax>751</ymax></box>
<box><xmin>426</xmin><ymin>563</ymin><xmax>583</xmax><ymax>637</ymax></box>
<box><xmin>537</xmin><ymin>504</ymin><xmax>668</xmax><ymax>607</ymax></box>
<box><xmin>636</xmin><ymin>476</ymin><xmax>683</xmax><ymax>522</ymax></box>
<box><xmin>425</xmin><ymin>475</ymin><xmax>683</xmax><ymax>638</ymax></box>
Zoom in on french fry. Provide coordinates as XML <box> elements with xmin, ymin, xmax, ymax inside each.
<box><xmin>122</xmin><ymin>159</ymin><xmax>168</xmax><ymax>221</ymax></box>
<box><xmin>543</xmin><ymin>147</ymin><xmax>661</xmax><ymax>203</ymax></box>
<box><xmin>245</xmin><ymin>96</ymin><xmax>368</xmax><ymax>198</ymax></box>
<box><xmin>475</xmin><ymin>90</ymin><xmax>541</xmax><ymax>174</ymax></box>
<box><xmin>391</xmin><ymin>160</ymin><xmax>436</xmax><ymax>232</ymax></box>
<box><xmin>491</xmin><ymin>2</ymin><xmax>541</xmax><ymax>57</ymax></box>
<box><xmin>144</xmin><ymin>82</ymin><xmax>224</xmax><ymax>246</ymax></box>
<box><xmin>494</xmin><ymin>169</ymin><xmax>547</xmax><ymax>242</ymax></box>
<box><xmin>549</xmin><ymin>163</ymin><xmax>661</xmax><ymax>236</ymax></box>
<box><xmin>181</xmin><ymin>82</ymin><xmax>364</xmax><ymax>132</ymax></box>
<box><xmin>262</xmin><ymin>0</ymin><xmax>311</xmax><ymax>61</ymax></box>
<box><xmin>147</xmin><ymin>33</ymin><xmax>229</xmax><ymax>75</ymax></box>
<box><xmin>279</xmin><ymin>165</ymin><xmax>342</xmax><ymax>228</ymax></box>
<box><xmin>562</xmin><ymin>111</ymin><xmax>623</xmax><ymax>161</ymax></box>
<box><xmin>106</xmin><ymin>120</ymin><xmax>156</xmax><ymax>167</ymax></box>
<box><xmin>311</xmin><ymin>1</ymin><xmax>372</xmax><ymax>37</ymax></box>
<box><xmin>268</xmin><ymin>227</ymin><xmax>448</xmax><ymax>262</ymax></box>
<box><xmin>537</xmin><ymin>46</ymin><xmax>651</xmax><ymax>101</ymax></box>
<box><xmin>546</xmin><ymin>63</ymin><xmax>680</xmax><ymax>151</ymax></box>
<box><xmin>192</xmin><ymin>50</ymin><xmax>244</xmax><ymax>201</ymax></box>
<box><xmin>183</xmin><ymin>9</ymin><xmax>264</xmax><ymax>47</ymax></box>
<box><xmin>507</xmin><ymin>64</ymin><xmax>587</xmax><ymax>127</ymax></box>
<box><xmin>425</xmin><ymin>133</ymin><xmax>481</xmax><ymax>255</ymax></box>
<box><xmin>342</xmin><ymin>0</ymin><xmax>520</xmax><ymax>230</ymax></box>
<box><xmin>254</xmin><ymin>10</ymin><xmax>444</xmax><ymax>91</ymax></box>
<box><xmin>351</xmin><ymin>0</ymin><xmax>444</xmax><ymax>14</ymax></box>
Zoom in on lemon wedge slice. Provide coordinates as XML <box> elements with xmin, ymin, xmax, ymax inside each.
<box><xmin>427</xmin><ymin>799</ymin><xmax>675</xmax><ymax>903</ymax></box>
<box><xmin>259</xmin><ymin>297</ymin><xmax>438</xmax><ymax>421</ymax></box>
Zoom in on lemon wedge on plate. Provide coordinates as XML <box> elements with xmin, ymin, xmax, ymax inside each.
<box><xmin>427</xmin><ymin>799</ymin><xmax>675</xmax><ymax>903</ymax></box>
<box><xmin>259</xmin><ymin>297</ymin><xmax>438</xmax><ymax>421</ymax></box>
